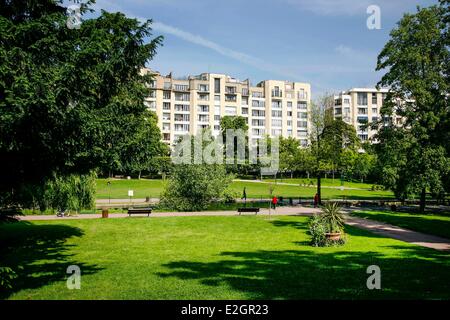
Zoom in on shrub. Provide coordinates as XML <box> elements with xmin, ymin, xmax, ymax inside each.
<box><xmin>308</xmin><ymin>215</ymin><xmax>327</xmax><ymax>247</ymax></box>
<box><xmin>160</xmin><ymin>164</ymin><xmax>233</xmax><ymax>211</ymax></box>
<box><xmin>41</xmin><ymin>172</ymin><xmax>96</xmax><ymax>213</ymax></box>
<box><xmin>320</xmin><ymin>202</ymin><xmax>344</xmax><ymax>233</ymax></box>
<box><xmin>308</xmin><ymin>202</ymin><xmax>347</xmax><ymax>247</ymax></box>
<box><xmin>222</xmin><ymin>189</ymin><xmax>239</xmax><ymax>203</ymax></box>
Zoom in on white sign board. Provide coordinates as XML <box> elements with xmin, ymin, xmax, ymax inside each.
<box><xmin>128</xmin><ymin>190</ymin><xmax>134</xmax><ymax>197</ymax></box>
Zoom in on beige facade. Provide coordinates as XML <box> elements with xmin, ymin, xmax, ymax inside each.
<box><xmin>143</xmin><ymin>68</ymin><xmax>311</xmax><ymax>146</ymax></box>
<box><xmin>333</xmin><ymin>88</ymin><xmax>396</xmax><ymax>142</ymax></box>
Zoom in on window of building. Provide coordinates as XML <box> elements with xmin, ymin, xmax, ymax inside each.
<box><xmin>197</xmin><ymin>105</ymin><xmax>209</xmax><ymax>113</ymax></box>
<box><xmin>163</xmin><ymin>102</ymin><xmax>171</xmax><ymax>110</ymax></box>
<box><xmin>297</xmin><ymin>101</ymin><xmax>307</xmax><ymax>110</ymax></box>
<box><xmin>162</xmin><ymin>123</ymin><xmax>170</xmax><ymax>131</ymax></box>
<box><xmin>252</xmin><ymin>110</ymin><xmax>265</xmax><ymax>117</ymax></box>
<box><xmin>163</xmin><ymin>91</ymin><xmax>171</xmax><ymax>99</ymax></box>
<box><xmin>252</xmin><ymin>91</ymin><xmax>263</xmax><ymax>98</ymax></box>
<box><xmin>272</xmin><ymin>119</ymin><xmax>282</xmax><ymax>127</ymax></box>
<box><xmin>198</xmin><ymin>84</ymin><xmax>209</xmax><ymax>92</ymax></box>
<box><xmin>272</xmin><ymin>101</ymin><xmax>282</xmax><ymax>108</ymax></box>
<box><xmin>252</xmin><ymin>100</ymin><xmax>265</xmax><ymax>108</ymax></box>
<box><xmin>358</xmin><ymin>108</ymin><xmax>367</xmax><ymax>115</ymax></box>
<box><xmin>225</xmin><ymin>106</ymin><xmax>237</xmax><ymax>115</ymax></box>
<box><xmin>372</xmin><ymin>94</ymin><xmax>378</xmax><ymax>105</ymax></box>
<box><xmin>175</xmin><ymin>93</ymin><xmax>190</xmax><ymax>101</ymax></box>
<box><xmin>272</xmin><ymin>110</ymin><xmax>282</xmax><ymax>117</ymax></box>
<box><xmin>198</xmin><ymin>93</ymin><xmax>209</xmax><ymax>101</ymax></box>
<box><xmin>252</xmin><ymin>119</ymin><xmax>265</xmax><ymax>127</ymax></box>
<box><xmin>241</xmin><ymin>107</ymin><xmax>249</xmax><ymax>115</ymax></box>
<box><xmin>271</xmin><ymin>129</ymin><xmax>282</xmax><ymax>136</ymax></box>
<box><xmin>174</xmin><ymin>104</ymin><xmax>190</xmax><ymax>112</ymax></box>
<box><xmin>174</xmin><ymin>84</ymin><xmax>189</xmax><ymax>91</ymax></box>
<box><xmin>214</xmin><ymin>115</ymin><xmax>221</xmax><ymax>121</ymax></box>
<box><xmin>297</xmin><ymin>121</ymin><xmax>308</xmax><ymax>128</ymax></box>
<box><xmin>174</xmin><ymin>114</ymin><xmax>190</xmax><ymax>122</ymax></box>
<box><xmin>214</xmin><ymin>78</ymin><xmax>220</xmax><ymax>93</ymax></box>
<box><xmin>198</xmin><ymin>114</ymin><xmax>209</xmax><ymax>122</ymax></box>
<box><xmin>174</xmin><ymin>124</ymin><xmax>190</xmax><ymax>132</ymax></box>
<box><xmin>357</xmin><ymin>92</ymin><xmax>368</xmax><ymax>105</ymax></box>
<box><xmin>297</xmin><ymin>112</ymin><xmax>307</xmax><ymax>119</ymax></box>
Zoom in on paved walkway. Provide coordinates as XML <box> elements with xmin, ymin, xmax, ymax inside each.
<box><xmin>20</xmin><ymin>206</ymin><xmax>319</xmax><ymax>220</ymax></box>
<box><xmin>18</xmin><ymin>206</ymin><xmax>450</xmax><ymax>252</ymax></box>
<box><xmin>344</xmin><ymin>213</ymin><xmax>450</xmax><ymax>252</ymax></box>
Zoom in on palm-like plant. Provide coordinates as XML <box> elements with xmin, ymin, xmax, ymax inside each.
<box><xmin>320</xmin><ymin>202</ymin><xmax>344</xmax><ymax>233</ymax></box>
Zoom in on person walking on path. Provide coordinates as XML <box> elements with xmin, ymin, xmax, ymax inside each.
<box><xmin>272</xmin><ymin>196</ymin><xmax>278</xmax><ymax>210</ymax></box>
<box><xmin>314</xmin><ymin>193</ymin><xmax>319</xmax><ymax>208</ymax></box>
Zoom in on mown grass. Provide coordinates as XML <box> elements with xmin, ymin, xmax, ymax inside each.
<box><xmin>263</xmin><ymin>178</ymin><xmax>379</xmax><ymax>190</ymax></box>
<box><xmin>0</xmin><ymin>216</ymin><xmax>449</xmax><ymax>299</ymax></box>
<box><xmin>351</xmin><ymin>209</ymin><xmax>450</xmax><ymax>240</ymax></box>
<box><xmin>96</xmin><ymin>179</ymin><xmax>394</xmax><ymax>200</ymax></box>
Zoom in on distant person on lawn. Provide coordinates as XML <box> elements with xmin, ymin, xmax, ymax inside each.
<box><xmin>314</xmin><ymin>193</ymin><xmax>319</xmax><ymax>208</ymax></box>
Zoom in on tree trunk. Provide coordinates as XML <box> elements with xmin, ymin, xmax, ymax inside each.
<box><xmin>290</xmin><ymin>171</ymin><xmax>293</xmax><ymax>179</ymax></box>
<box><xmin>317</xmin><ymin>173</ymin><xmax>322</xmax><ymax>205</ymax></box>
<box><xmin>138</xmin><ymin>170</ymin><xmax>141</xmax><ymax>180</ymax></box>
<box><xmin>420</xmin><ymin>188</ymin><xmax>426</xmax><ymax>213</ymax></box>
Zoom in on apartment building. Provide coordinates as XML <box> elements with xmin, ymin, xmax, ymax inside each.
<box><xmin>142</xmin><ymin>68</ymin><xmax>311</xmax><ymax>147</ymax></box>
<box><xmin>332</xmin><ymin>88</ymin><xmax>405</xmax><ymax>142</ymax></box>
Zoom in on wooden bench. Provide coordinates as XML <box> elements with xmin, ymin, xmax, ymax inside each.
<box><xmin>127</xmin><ymin>207</ymin><xmax>152</xmax><ymax>217</ymax></box>
<box><xmin>237</xmin><ymin>207</ymin><xmax>260</xmax><ymax>215</ymax></box>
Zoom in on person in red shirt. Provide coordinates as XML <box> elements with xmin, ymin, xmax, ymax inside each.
<box><xmin>314</xmin><ymin>193</ymin><xmax>319</xmax><ymax>208</ymax></box>
<box><xmin>272</xmin><ymin>196</ymin><xmax>278</xmax><ymax>209</ymax></box>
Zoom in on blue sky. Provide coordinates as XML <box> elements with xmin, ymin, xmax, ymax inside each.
<box><xmin>92</xmin><ymin>0</ymin><xmax>437</xmax><ymax>96</ymax></box>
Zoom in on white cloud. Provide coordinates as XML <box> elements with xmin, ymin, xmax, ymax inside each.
<box><xmin>284</xmin><ymin>0</ymin><xmax>431</xmax><ymax>16</ymax></box>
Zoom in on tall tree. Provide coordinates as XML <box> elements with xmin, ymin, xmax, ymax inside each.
<box><xmin>309</xmin><ymin>95</ymin><xmax>359</xmax><ymax>204</ymax></box>
<box><xmin>0</xmin><ymin>0</ymin><xmax>163</xmax><ymax>207</ymax></box>
<box><xmin>375</xmin><ymin>2</ymin><xmax>450</xmax><ymax>212</ymax></box>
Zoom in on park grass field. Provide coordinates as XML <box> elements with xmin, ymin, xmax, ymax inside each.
<box><xmin>1</xmin><ymin>215</ymin><xmax>449</xmax><ymax>300</ymax></box>
<box><xmin>263</xmin><ymin>178</ymin><xmax>378</xmax><ymax>190</ymax></box>
<box><xmin>96</xmin><ymin>178</ymin><xmax>394</xmax><ymax>200</ymax></box>
<box><xmin>351</xmin><ymin>210</ymin><xmax>450</xmax><ymax>240</ymax></box>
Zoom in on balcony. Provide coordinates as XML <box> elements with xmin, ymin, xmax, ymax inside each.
<box><xmin>271</xmin><ymin>89</ymin><xmax>283</xmax><ymax>98</ymax></box>
<box><xmin>173</xmin><ymin>84</ymin><xmax>189</xmax><ymax>92</ymax></box>
<box><xmin>225</xmin><ymin>95</ymin><xmax>237</xmax><ymax>102</ymax></box>
<box><xmin>225</xmin><ymin>87</ymin><xmax>237</xmax><ymax>94</ymax></box>
<box><xmin>298</xmin><ymin>92</ymin><xmax>308</xmax><ymax>100</ymax></box>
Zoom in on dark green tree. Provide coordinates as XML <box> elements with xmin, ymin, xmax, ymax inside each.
<box><xmin>0</xmin><ymin>0</ymin><xmax>163</xmax><ymax>208</ymax></box>
<box><xmin>375</xmin><ymin>2</ymin><xmax>450</xmax><ymax>212</ymax></box>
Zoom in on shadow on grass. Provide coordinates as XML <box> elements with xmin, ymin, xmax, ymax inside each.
<box><xmin>156</xmin><ymin>218</ymin><xmax>449</xmax><ymax>299</ymax></box>
<box><xmin>0</xmin><ymin>222</ymin><xmax>102</xmax><ymax>299</ymax></box>
<box><xmin>156</xmin><ymin>246</ymin><xmax>449</xmax><ymax>299</ymax></box>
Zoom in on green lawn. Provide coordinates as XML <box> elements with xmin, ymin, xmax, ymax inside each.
<box><xmin>264</xmin><ymin>178</ymin><xmax>378</xmax><ymax>190</ymax></box>
<box><xmin>1</xmin><ymin>216</ymin><xmax>449</xmax><ymax>299</ymax></box>
<box><xmin>96</xmin><ymin>179</ymin><xmax>394</xmax><ymax>200</ymax></box>
<box><xmin>351</xmin><ymin>209</ymin><xmax>450</xmax><ymax>240</ymax></box>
